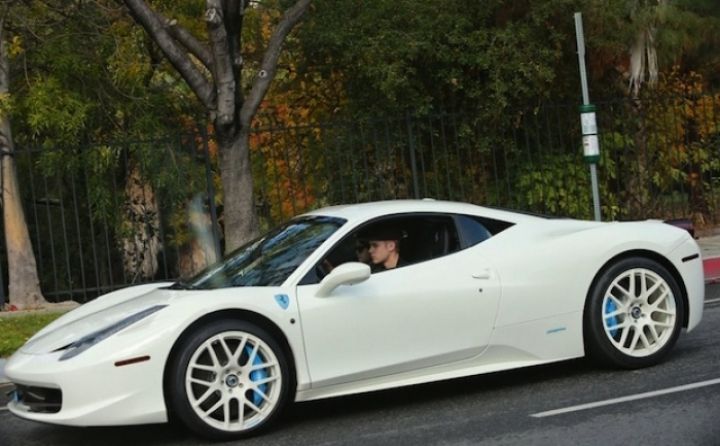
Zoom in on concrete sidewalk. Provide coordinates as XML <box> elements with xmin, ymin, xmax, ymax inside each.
<box><xmin>698</xmin><ymin>232</ymin><xmax>720</xmax><ymax>258</ymax></box>
<box><xmin>698</xmin><ymin>232</ymin><xmax>720</xmax><ymax>283</ymax></box>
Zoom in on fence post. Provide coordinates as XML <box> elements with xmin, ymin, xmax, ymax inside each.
<box><xmin>405</xmin><ymin>112</ymin><xmax>421</xmax><ymax>199</ymax></box>
<box><xmin>0</xmin><ymin>152</ymin><xmax>4</xmax><ymax>308</ymax></box>
<box><xmin>200</xmin><ymin>127</ymin><xmax>223</xmax><ymax>259</ymax></box>
<box><xmin>0</xmin><ymin>247</ymin><xmax>5</xmax><ymax>308</ymax></box>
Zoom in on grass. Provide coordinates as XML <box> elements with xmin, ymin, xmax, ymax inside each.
<box><xmin>0</xmin><ymin>312</ymin><xmax>65</xmax><ymax>358</ymax></box>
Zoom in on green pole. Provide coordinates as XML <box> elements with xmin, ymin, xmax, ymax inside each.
<box><xmin>575</xmin><ymin>12</ymin><xmax>601</xmax><ymax>221</ymax></box>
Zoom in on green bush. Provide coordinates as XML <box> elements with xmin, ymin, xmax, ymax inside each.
<box><xmin>515</xmin><ymin>150</ymin><xmax>620</xmax><ymax>220</ymax></box>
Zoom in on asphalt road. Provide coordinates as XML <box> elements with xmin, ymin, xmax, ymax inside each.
<box><xmin>2</xmin><ymin>297</ymin><xmax>719</xmax><ymax>446</ymax></box>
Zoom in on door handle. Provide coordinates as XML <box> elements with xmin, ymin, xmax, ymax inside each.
<box><xmin>472</xmin><ymin>269</ymin><xmax>492</xmax><ymax>280</ymax></box>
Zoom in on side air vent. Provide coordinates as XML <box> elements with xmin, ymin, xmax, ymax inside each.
<box><xmin>11</xmin><ymin>384</ymin><xmax>62</xmax><ymax>414</ymax></box>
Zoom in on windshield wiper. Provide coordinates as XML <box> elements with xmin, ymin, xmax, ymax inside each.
<box><xmin>166</xmin><ymin>281</ymin><xmax>197</xmax><ymax>290</ymax></box>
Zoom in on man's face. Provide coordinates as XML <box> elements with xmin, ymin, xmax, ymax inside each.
<box><xmin>368</xmin><ymin>240</ymin><xmax>394</xmax><ymax>265</ymax></box>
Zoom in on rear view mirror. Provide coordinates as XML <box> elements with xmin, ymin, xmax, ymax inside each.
<box><xmin>316</xmin><ymin>262</ymin><xmax>371</xmax><ymax>297</ymax></box>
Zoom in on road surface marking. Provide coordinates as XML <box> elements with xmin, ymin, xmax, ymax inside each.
<box><xmin>531</xmin><ymin>377</ymin><xmax>720</xmax><ymax>418</ymax></box>
<box><xmin>705</xmin><ymin>297</ymin><xmax>720</xmax><ymax>305</ymax></box>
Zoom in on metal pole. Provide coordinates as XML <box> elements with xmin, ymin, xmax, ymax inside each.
<box><xmin>590</xmin><ymin>163</ymin><xmax>601</xmax><ymax>220</ymax></box>
<box><xmin>574</xmin><ymin>12</ymin><xmax>602</xmax><ymax>221</ymax></box>
<box><xmin>575</xmin><ymin>13</ymin><xmax>590</xmax><ymax>105</ymax></box>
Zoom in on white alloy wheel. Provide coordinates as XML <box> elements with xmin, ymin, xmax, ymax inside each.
<box><xmin>168</xmin><ymin>320</ymin><xmax>291</xmax><ymax>440</ymax></box>
<box><xmin>601</xmin><ymin>268</ymin><xmax>677</xmax><ymax>357</ymax></box>
<box><xmin>185</xmin><ymin>330</ymin><xmax>282</xmax><ymax>432</ymax></box>
<box><xmin>585</xmin><ymin>256</ymin><xmax>684</xmax><ymax>369</ymax></box>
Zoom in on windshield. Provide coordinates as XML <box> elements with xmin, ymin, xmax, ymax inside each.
<box><xmin>174</xmin><ymin>215</ymin><xmax>345</xmax><ymax>289</ymax></box>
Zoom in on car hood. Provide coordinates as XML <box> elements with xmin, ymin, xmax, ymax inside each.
<box><xmin>21</xmin><ymin>286</ymin><xmax>179</xmax><ymax>355</ymax></box>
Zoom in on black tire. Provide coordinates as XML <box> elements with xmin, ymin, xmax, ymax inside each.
<box><xmin>584</xmin><ymin>256</ymin><xmax>685</xmax><ymax>369</ymax></box>
<box><xmin>167</xmin><ymin>319</ymin><xmax>292</xmax><ymax>440</ymax></box>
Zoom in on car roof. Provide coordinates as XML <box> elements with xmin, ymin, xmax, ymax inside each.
<box><xmin>301</xmin><ymin>199</ymin><xmax>545</xmax><ymax>224</ymax></box>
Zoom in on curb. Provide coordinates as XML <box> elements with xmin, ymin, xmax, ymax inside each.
<box><xmin>704</xmin><ymin>257</ymin><xmax>720</xmax><ymax>285</ymax></box>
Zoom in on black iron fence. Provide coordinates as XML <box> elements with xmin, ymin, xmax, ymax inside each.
<box><xmin>1</xmin><ymin>93</ymin><xmax>719</xmax><ymax>304</ymax></box>
<box><xmin>253</xmin><ymin>95</ymin><xmax>720</xmax><ymax>224</ymax></box>
<box><xmin>1</xmin><ymin>133</ymin><xmax>220</xmax><ymax>305</ymax></box>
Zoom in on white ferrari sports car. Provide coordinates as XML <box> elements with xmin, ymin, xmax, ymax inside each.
<box><xmin>5</xmin><ymin>200</ymin><xmax>704</xmax><ymax>439</ymax></box>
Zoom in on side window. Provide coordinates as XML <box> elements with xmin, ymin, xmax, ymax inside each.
<box><xmin>300</xmin><ymin>214</ymin><xmax>461</xmax><ymax>284</ymax></box>
<box><xmin>397</xmin><ymin>216</ymin><xmax>459</xmax><ymax>266</ymax></box>
<box><xmin>455</xmin><ymin>214</ymin><xmax>513</xmax><ymax>248</ymax></box>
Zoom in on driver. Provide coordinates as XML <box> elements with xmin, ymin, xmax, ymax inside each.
<box><xmin>366</xmin><ymin>225</ymin><xmax>407</xmax><ymax>271</ymax></box>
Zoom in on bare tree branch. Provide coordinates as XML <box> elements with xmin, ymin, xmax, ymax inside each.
<box><xmin>162</xmin><ymin>16</ymin><xmax>213</xmax><ymax>71</ymax></box>
<box><xmin>205</xmin><ymin>0</ymin><xmax>235</xmax><ymax>129</ymax></box>
<box><xmin>240</xmin><ymin>0</ymin><xmax>311</xmax><ymax>129</ymax></box>
<box><xmin>223</xmin><ymin>0</ymin><xmax>245</xmax><ymax>68</ymax></box>
<box><xmin>120</xmin><ymin>0</ymin><xmax>215</xmax><ymax>110</ymax></box>
<box><xmin>224</xmin><ymin>0</ymin><xmax>248</xmax><ymax>123</ymax></box>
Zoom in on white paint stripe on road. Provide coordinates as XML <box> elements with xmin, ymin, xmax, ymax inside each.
<box><xmin>705</xmin><ymin>297</ymin><xmax>720</xmax><ymax>305</ymax></box>
<box><xmin>531</xmin><ymin>377</ymin><xmax>720</xmax><ymax>418</ymax></box>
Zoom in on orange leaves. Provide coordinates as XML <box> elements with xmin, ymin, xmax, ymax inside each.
<box><xmin>240</xmin><ymin>5</ymin><xmax>346</xmax><ymax>222</ymax></box>
<box><xmin>637</xmin><ymin>66</ymin><xmax>720</xmax><ymax>223</ymax></box>
<box><xmin>250</xmin><ymin>126</ymin><xmax>318</xmax><ymax>222</ymax></box>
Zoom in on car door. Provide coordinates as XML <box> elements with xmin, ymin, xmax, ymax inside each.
<box><xmin>295</xmin><ymin>236</ymin><xmax>501</xmax><ymax>388</ymax></box>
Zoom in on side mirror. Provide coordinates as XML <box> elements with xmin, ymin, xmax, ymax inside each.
<box><xmin>316</xmin><ymin>262</ymin><xmax>371</xmax><ymax>297</ymax></box>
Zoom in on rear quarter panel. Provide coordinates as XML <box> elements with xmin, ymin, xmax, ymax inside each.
<box><xmin>484</xmin><ymin>220</ymin><xmax>689</xmax><ymax>328</ymax></box>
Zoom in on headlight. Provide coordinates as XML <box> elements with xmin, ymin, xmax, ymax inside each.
<box><xmin>59</xmin><ymin>305</ymin><xmax>167</xmax><ymax>361</ymax></box>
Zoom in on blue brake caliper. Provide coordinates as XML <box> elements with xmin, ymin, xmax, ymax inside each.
<box><xmin>245</xmin><ymin>346</ymin><xmax>268</xmax><ymax>407</ymax></box>
<box><xmin>604</xmin><ymin>298</ymin><xmax>618</xmax><ymax>338</ymax></box>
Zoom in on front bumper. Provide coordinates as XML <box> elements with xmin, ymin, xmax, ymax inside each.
<box><xmin>5</xmin><ymin>334</ymin><xmax>170</xmax><ymax>426</ymax></box>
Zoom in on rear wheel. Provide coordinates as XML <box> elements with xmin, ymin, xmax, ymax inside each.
<box><xmin>167</xmin><ymin>320</ymin><xmax>291</xmax><ymax>440</ymax></box>
<box><xmin>585</xmin><ymin>257</ymin><xmax>684</xmax><ymax>369</ymax></box>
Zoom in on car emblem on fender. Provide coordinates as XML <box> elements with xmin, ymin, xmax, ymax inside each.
<box><xmin>274</xmin><ymin>294</ymin><xmax>290</xmax><ymax>310</ymax></box>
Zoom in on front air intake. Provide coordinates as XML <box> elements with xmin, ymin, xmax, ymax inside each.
<box><xmin>11</xmin><ymin>384</ymin><xmax>62</xmax><ymax>414</ymax></box>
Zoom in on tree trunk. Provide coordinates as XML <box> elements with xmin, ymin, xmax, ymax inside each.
<box><xmin>0</xmin><ymin>25</ymin><xmax>47</xmax><ymax>309</ymax></box>
<box><xmin>219</xmin><ymin>129</ymin><xmax>259</xmax><ymax>253</ymax></box>
<box><xmin>177</xmin><ymin>238</ymin><xmax>216</xmax><ymax>279</ymax></box>
<box><xmin>121</xmin><ymin>162</ymin><xmax>161</xmax><ymax>282</ymax></box>
<box><xmin>177</xmin><ymin>196</ymin><xmax>218</xmax><ymax>278</ymax></box>
<box><xmin>0</xmin><ymin>129</ymin><xmax>46</xmax><ymax>309</ymax></box>
<box><xmin>119</xmin><ymin>0</ymin><xmax>311</xmax><ymax>252</ymax></box>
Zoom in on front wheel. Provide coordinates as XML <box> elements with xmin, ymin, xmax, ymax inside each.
<box><xmin>167</xmin><ymin>320</ymin><xmax>291</xmax><ymax>440</ymax></box>
<box><xmin>585</xmin><ymin>257</ymin><xmax>685</xmax><ymax>369</ymax></box>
